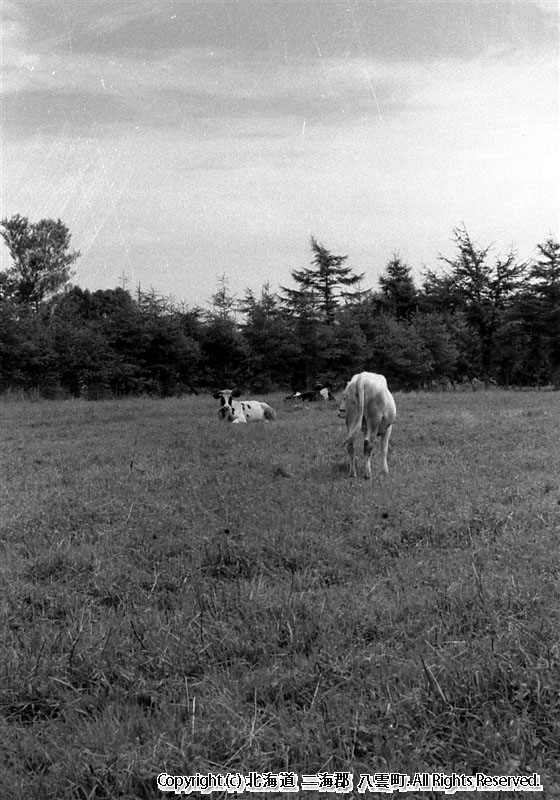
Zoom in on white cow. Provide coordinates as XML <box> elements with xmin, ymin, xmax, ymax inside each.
<box><xmin>338</xmin><ymin>372</ymin><xmax>396</xmax><ymax>479</ymax></box>
<box><xmin>213</xmin><ymin>389</ymin><xmax>276</xmax><ymax>424</ymax></box>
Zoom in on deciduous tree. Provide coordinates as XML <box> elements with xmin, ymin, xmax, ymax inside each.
<box><xmin>0</xmin><ymin>215</ymin><xmax>79</xmax><ymax>310</ymax></box>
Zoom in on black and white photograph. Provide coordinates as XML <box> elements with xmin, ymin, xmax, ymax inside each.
<box><xmin>1</xmin><ymin>1</ymin><xmax>559</xmax><ymax>796</ymax></box>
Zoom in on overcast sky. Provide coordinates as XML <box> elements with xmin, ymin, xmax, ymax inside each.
<box><xmin>2</xmin><ymin>0</ymin><xmax>558</xmax><ymax>309</ymax></box>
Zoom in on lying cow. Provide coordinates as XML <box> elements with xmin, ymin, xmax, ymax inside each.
<box><xmin>338</xmin><ymin>372</ymin><xmax>396</xmax><ymax>479</ymax></box>
<box><xmin>318</xmin><ymin>386</ymin><xmax>335</xmax><ymax>401</ymax></box>
<box><xmin>289</xmin><ymin>389</ymin><xmax>319</xmax><ymax>402</ymax></box>
<box><xmin>287</xmin><ymin>384</ymin><xmax>334</xmax><ymax>403</ymax></box>
<box><xmin>213</xmin><ymin>388</ymin><xmax>276</xmax><ymax>424</ymax></box>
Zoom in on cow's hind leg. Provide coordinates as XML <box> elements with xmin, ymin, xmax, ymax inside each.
<box><xmin>379</xmin><ymin>424</ymin><xmax>393</xmax><ymax>474</ymax></box>
<box><xmin>363</xmin><ymin>437</ymin><xmax>374</xmax><ymax>479</ymax></box>
<box><xmin>347</xmin><ymin>439</ymin><xmax>358</xmax><ymax>477</ymax></box>
<box><xmin>364</xmin><ymin>415</ymin><xmax>382</xmax><ymax>479</ymax></box>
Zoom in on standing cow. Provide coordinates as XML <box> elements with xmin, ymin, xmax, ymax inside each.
<box><xmin>338</xmin><ymin>372</ymin><xmax>396</xmax><ymax>479</ymax></box>
<box><xmin>213</xmin><ymin>388</ymin><xmax>276</xmax><ymax>423</ymax></box>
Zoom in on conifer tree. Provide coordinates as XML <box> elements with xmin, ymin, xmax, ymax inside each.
<box><xmin>282</xmin><ymin>237</ymin><xmax>363</xmax><ymax>324</ymax></box>
<box><xmin>378</xmin><ymin>256</ymin><xmax>417</xmax><ymax>318</ymax></box>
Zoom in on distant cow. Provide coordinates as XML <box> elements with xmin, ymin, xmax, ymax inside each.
<box><xmin>213</xmin><ymin>389</ymin><xmax>276</xmax><ymax>424</ymax></box>
<box><xmin>338</xmin><ymin>372</ymin><xmax>396</xmax><ymax>479</ymax></box>
<box><xmin>317</xmin><ymin>385</ymin><xmax>335</xmax><ymax>401</ymax></box>
<box><xmin>287</xmin><ymin>384</ymin><xmax>334</xmax><ymax>403</ymax></box>
<box><xmin>295</xmin><ymin>389</ymin><xmax>319</xmax><ymax>402</ymax></box>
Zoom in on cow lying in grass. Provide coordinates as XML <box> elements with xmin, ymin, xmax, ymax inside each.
<box><xmin>213</xmin><ymin>388</ymin><xmax>276</xmax><ymax>424</ymax></box>
<box><xmin>286</xmin><ymin>384</ymin><xmax>335</xmax><ymax>403</ymax></box>
<box><xmin>338</xmin><ymin>372</ymin><xmax>396</xmax><ymax>478</ymax></box>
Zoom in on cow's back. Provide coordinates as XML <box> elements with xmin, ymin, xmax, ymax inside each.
<box><xmin>361</xmin><ymin>373</ymin><xmax>396</xmax><ymax>429</ymax></box>
<box><xmin>342</xmin><ymin>371</ymin><xmax>396</xmax><ymax>478</ymax></box>
<box><xmin>344</xmin><ymin>371</ymin><xmax>396</xmax><ymax>440</ymax></box>
<box><xmin>349</xmin><ymin>371</ymin><xmax>394</xmax><ymax>410</ymax></box>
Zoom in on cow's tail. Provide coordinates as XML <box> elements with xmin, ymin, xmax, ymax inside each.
<box><xmin>262</xmin><ymin>404</ymin><xmax>276</xmax><ymax>421</ymax></box>
<box><xmin>342</xmin><ymin>378</ymin><xmax>365</xmax><ymax>446</ymax></box>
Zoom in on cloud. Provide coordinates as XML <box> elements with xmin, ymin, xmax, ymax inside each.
<box><xmin>5</xmin><ymin>49</ymin><xmax>556</xmax><ymax>154</ymax></box>
<box><xmin>2</xmin><ymin>0</ymin><xmax>557</xmax><ymax>305</ymax></box>
<box><xmin>45</xmin><ymin>0</ymin><xmax>557</xmax><ymax>60</ymax></box>
<box><xmin>3</xmin><ymin>0</ymin><xmax>557</xmax><ymax>141</ymax></box>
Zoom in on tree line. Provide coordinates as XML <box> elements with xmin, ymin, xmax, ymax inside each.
<box><xmin>0</xmin><ymin>214</ymin><xmax>559</xmax><ymax>398</ymax></box>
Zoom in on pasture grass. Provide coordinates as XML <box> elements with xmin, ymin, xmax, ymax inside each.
<box><xmin>1</xmin><ymin>389</ymin><xmax>560</xmax><ymax>798</ymax></box>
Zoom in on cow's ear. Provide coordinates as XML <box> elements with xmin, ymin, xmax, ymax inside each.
<box><xmin>212</xmin><ymin>390</ymin><xmax>222</xmax><ymax>399</ymax></box>
<box><xmin>231</xmin><ymin>388</ymin><xmax>241</xmax><ymax>397</ymax></box>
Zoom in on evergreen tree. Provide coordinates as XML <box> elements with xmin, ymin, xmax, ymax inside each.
<box><xmin>378</xmin><ymin>256</ymin><xmax>417</xmax><ymax>318</ymax></box>
<box><xmin>201</xmin><ymin>276</ymin><xmax>247</xmax><ymax>387</ymax></box>
<box><xmin>512</xmin><ymin>237</ymin><xmax>560</xmax><ymax>385</ymax></box>
<box><xmin>325</xmin><ymin>306</ymin><xmax>368</xmax><ymax>382</ymax></box>
<box><xmin>0</xmin><ymin>301</ymin><xmax>56</xmax><ymax>393</ymax></box>
<box><xmin>530</xmin><ymin>237</ymin><xmax>560</xmax><ymax>292</ymax></box>
<box><xmin>280</xmin><ymin>237</ymin><xmax>365</xmax><ymax>386</ymax></box>
<box><xmin>282</xmin><ymin>237</ymin><xmax>364</xmax><ymax>324</ymax></box>
<box><xmin>411</xmin><ymin>311</ymin><xmax>458</xmax><ymax>385</ymax></box>
<box><xmin>361</xmin><ymin>313</ymin><xmax>432</xmax><ymax>390</ymax></box>
<box><xmin>239</xmin><ymin>284</ymin><xmax>299</xmax><ymax>391</ymax></box>
<box><xmin>211</xmin><ymin>274</ymin><xmax>237</xmax><ymax>320</ymax></box>
<box><xmin>419</xmin><ymin>269</ymin><xmax>460</xmax><ymax>315</ymax></box>
<box><xmin>438</xmin><ymin>226</ymin><xmax>527</xmax><ymax>378</ymax></box>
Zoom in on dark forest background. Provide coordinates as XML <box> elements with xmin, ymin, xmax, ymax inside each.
<box><xmin>1</xmin><ymin>214</ymin><xmax>559</xmax><ymax>398</ymax></box>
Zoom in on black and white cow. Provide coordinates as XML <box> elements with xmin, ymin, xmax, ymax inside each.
<box><xmin>213</xmin><ymin>389</ymin><xmax>276</xmax><ymax>424</ymax></box>
<box><xmin>287</xmin><ymin>384</ymin><xmax>334</xmax><ymax>403</ymax></box>
<box><xmin>338</xmin><ymin>372</ymin><xmax>396</xmax><ymax>479</ymax></box>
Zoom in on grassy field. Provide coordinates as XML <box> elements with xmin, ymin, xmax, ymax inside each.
<box><xmin>1</xmin><ymin>389</ymin><xmax>560</xmax><ymax>799</ymax></box>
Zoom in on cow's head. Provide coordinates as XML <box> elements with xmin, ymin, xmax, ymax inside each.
<box><xmin>217</xmin><ymin>402</ymin><xmax>247</xmax><ymax>423</ymax></box>
<box><xmin>214</xmin><ymin>388</ymin><xmax>246</xmax><ymax>422</ymax></box>
<box><xmin>212</xmin><ymin>388</ymin><xmax>241</xmax><ymax>406</ymax></box>
<box><xmin>217</xmin><ymin>403</ymin><xmax>233</xmax><ymax>421</ymax></box>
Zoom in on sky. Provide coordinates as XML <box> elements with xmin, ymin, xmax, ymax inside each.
<box><xmin>1</xmin><ymin>0</ymin><xmax>559</xmax><ymax>310</ymax></box>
